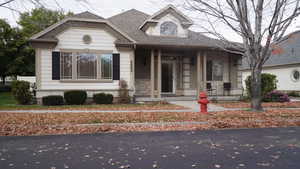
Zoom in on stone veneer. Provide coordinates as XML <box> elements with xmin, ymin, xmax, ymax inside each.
<box><xmin>135</xmin><ymin>79</ymin><xmax>151</xmax><ymax>96</ymax></box>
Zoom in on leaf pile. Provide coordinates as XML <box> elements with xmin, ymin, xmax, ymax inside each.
<box><xmin>217</xmin><ymin>101</ymin><xmax>300</xmax><ymax>109</ymax></box>
<box><xmin>1</xmin><ymin>109</ymin><xmax>300</xmax><ymax>136</ymax></box>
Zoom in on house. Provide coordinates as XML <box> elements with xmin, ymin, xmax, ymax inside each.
<box><xmin>242</xmin><ymin>31</ymin><xmax>300</xmax><ymax>94</ymax></box>
<box><xmin>29</xmin><ymin>5</ymin><xmax>243</xmax><ymax>103</ymax></box>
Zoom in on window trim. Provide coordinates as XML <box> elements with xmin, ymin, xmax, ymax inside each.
<box><xmin>101</xmin><ymin>53</ymin><xmax>113</xmax><ymax>80</ymax></box>
<box><xmin>60</xmin><ymin>52</ymin><xmax>73</xmax><ymax>80</ymax></box>
<box><xmin>59</xmin><ymin>49</ymin><xmax>113</xmax><ymax>82</ymax></box>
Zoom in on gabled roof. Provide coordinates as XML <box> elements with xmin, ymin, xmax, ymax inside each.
<box><xmin>242</xmin><ymin>31</ymin><xmax>300</xmax><ymax>69</ymax></box>
<box><xmin>73</xmin><ymin>11</ymin><xmax>105</xmax><ymax>20</ymax></box>
<box><xmin>30</xmin><ymin>6</ymin><xmax>237</xmax><ymax>51</ymax></box>
<box><xmin>109</xmin><ymin>8</ymin><xmax>227</xmax><ymax>49</ymax></box>
<box><xmin>30</xmin><ymin>11</ymin><xmax>135</xmax><ymax>44</ymax></box>
<box><xmin>139</xmin><ymin>4</ymin><xmax>193</xmax><ymax>31</ymax></box>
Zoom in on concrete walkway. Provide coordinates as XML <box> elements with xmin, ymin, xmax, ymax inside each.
<box><xmin>170</xmin><ymin>101</ymin><xmax>231</xmax><ymax>112</ymax></box>
<box><xmin>0</xmin><ymin>102</ymin><xmax>244</xmax><ymax>113</ymax></box>
<box><xmin>0</xmin><ymin>102</ymin><xmax>236</xmax><ymax>113</ymax></box>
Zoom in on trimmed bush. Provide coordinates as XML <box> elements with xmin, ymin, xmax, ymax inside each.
<box><xmin>0</xmin><ymin>85</ymin><xmax>11</xmax><ymax>92</ymax></box>
<box><xmin>245</xmin><ymin>73</ymin><xmax>277</xmax><ymax>97</ymax></box>
<box><xmin>263</xmin><ymin>90</ymin><xmax>290</xmax><ymax>102</ymax></box>
<box><xmin>64</xmin><ymin>90</ymin><xmax>87</xmax><ymax>105</ymax></box>
<box><xmin>287</xmin><ymin>91</ymin><xmax>300</xmax><ymax>97</ymax></box>
<box><xmin>42</xmin><ymin>95</ymin><xmax>64</xmax><ymax>106</ymax></box>
<box><xmin>93</xmin><ymin>93</ymin><xmax>113</xmax><ymax>104</ymax></box>
<box><xmin>11</xmin><ymin>80</ymin><xmax>32</xmax><ymax>105</ymax></box>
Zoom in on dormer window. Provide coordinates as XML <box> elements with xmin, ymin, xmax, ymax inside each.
<box><xmin>160</xmin><ymin>21</ymin><xmax>177</xmax><ymax>36</ymax></box>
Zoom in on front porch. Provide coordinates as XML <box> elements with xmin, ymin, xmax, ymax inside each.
<box><xmin>134</xmin><ymin>48</ymin><xmax>243</xmax><ymax>99</ymax></box>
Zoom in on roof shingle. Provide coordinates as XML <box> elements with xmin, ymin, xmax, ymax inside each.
<box><xmin>74</xmin><ymin>11</ymin><xmax>105</xmax><ymax>20</ymax></box>
<box><xmin>108</xmin><ymin>9</ymin><xmax>225</xmax><ymax>48</ymax></box>
<box><xmin>242</xmin><ymin>31</ymin><xmax>300</xmax><ymax>69</ymax></box>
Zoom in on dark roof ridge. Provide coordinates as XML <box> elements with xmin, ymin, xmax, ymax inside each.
<box><xmin>74</xmin><ymin>11</ymin><xmax>105</xmax><ymax>20</ymax></box>
<box><xmin>109</xmin><ymin>8</ymin><xmax>150</xmax><ymax>19</ymax></box>
<box><xmin>274</xmin><ymin>30</ymin><xmax>300</xmax><ymax>44</ymax></box>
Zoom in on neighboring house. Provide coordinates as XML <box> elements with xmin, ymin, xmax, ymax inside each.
<box><xmin>242</xmin><ymin>31</ymin><xmax>300</xmax><ymax>94</ymax></box>
<box><xmin>0</xmin><ymin>77</ymin><xmax>14</xmax><ymax>85</ymax></box>
<box><xmin>17</xmin><ymin>76</ymin><xmax>36</xmax><ymax>85</ymax></box>
<box><xmin>29</xmin><ymin>5</ymin><xmax>243</xmax><ymax>103</ymax></box>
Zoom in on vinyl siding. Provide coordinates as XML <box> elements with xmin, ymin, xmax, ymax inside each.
<box><xmin>242</xmin><ymin>65</ymin><xmax>300</xmax><ymax>92</ymax></box>
<box><xmin>38</xmin><ymin>27</ymin><xmax>133</xmax><ymax>92</ymax></box>
<box><xmin>55</xmin><ymin>27</ymin><xmax>117</xmax><ymax>51</ymax></box>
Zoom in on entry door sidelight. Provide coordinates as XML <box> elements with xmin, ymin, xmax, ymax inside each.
<box><xmin>161</xmin><ymin>62</ymin><xmax>173</xmax><ymax>93</ymax></box>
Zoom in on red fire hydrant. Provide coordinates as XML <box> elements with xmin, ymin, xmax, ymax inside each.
<box><xmin>198</xmin><ymin>92</ymin><xmax>209</xmax><ymax>114</ymax></box>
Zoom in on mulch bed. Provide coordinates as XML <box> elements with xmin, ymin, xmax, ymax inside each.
<box><xmin>1</xmin><ymin>109</ymin><xmax>300</xmax><ymax>136</ymax></box>
<box><xmin>216</xmin><ymin>101</ymin><xmax>300</xmax><ymax>109</ymax></box>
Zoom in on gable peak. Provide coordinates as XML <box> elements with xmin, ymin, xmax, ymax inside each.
<box><xmin>74</xmin><ymin>11</ymin><xmax>105</xmax><ymax>20</ymax></box>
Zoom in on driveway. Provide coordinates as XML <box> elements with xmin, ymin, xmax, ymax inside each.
<box><xmin>1</xmin><ymin>127</ymin><xmax>300</xmax><ymax>169</ymax></box>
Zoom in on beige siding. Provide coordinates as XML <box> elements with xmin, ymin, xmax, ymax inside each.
<box><xmin>38</xmin><ymin>27</ymin><xmax>133</xmax><ymax>96</ymax></box>
<box><xmin>55</xmin><ymin>27</ymin><xmax>118</xmax><ymax>52</ymax></box>
<box><xmin>242</xmin><ymin>64</ymin><xmax>300</xmax><ymax>92</ymax></box>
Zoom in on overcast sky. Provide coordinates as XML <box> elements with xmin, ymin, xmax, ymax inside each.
<box><xmin>1</xmin><ymin>0</ymin><xmax>300</xmax><ymax>42</ymax></box>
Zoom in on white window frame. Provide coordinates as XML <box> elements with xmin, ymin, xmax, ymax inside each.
<box><xmin>60</xmin><ymin>49</ymin><xmax>113</xmax><ymax>82</ymax></box>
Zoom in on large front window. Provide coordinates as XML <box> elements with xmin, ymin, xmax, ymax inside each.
<box><xmin>77</xmin><ymin>53</ymin><xmax>97</xmax><ymax>79</ymax></box>
<box><xmin>60</xmin><ymin>51</ymin><xmax>112</xmax><ymax>80</ymax></box>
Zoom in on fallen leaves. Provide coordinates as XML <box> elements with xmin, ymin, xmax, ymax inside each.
<box><xmin>0</xmin><ymin>103</ymin><xmax>186</xmax><ymax>111</ymax></box>
<box><xmin>1</xmin><ymin>109</ymin><xmax>300</xmax><ymax>136</ymax></box>
<box><xmin>216</xmin><ymin>101</ymin><xmax>300</xmax><ymax>109</ymax></box>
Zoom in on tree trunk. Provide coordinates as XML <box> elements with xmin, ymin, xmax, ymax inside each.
<box><xmin>1</xmin><ymin>76</ymin><xmax>5</xmax><ymax>85</ymax></box>
<box><xmin>250</xmin><ymin>67</ymin><xmax>263</xmax><ymax>111</ymax></box>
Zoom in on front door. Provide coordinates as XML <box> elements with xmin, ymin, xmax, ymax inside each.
<box><xmin>161</xmin><ymin>61</ymin><xmax>175</xmax><ymax>93</ymax></box>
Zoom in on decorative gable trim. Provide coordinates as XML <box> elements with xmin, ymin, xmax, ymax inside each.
<box><xmin>139</xmin><ymin>4</ymin><xmax>193</xmax><ymax>30</ymax></box>
<box><xmin>30</xmin><ymin>17</ymin><xmax>136</xmax><ymax>44</ymax></box>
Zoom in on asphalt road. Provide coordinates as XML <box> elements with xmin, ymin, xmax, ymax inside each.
<box><xmin>1</xmin><ymin>127</ymin><xmax>300</xmax><ymax>169</ymax></box>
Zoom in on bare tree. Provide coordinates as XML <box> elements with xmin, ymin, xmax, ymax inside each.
<box><xmin>0</xmin><ymin>0</ymin><xmax>90</xmax><ymax>13</ymax></box>
<box><xmin>182</xmin><ymin>0</ymin><xmax>300</xmax><ymax>111</ymax></box>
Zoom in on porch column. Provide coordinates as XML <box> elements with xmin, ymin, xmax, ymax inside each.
<box><xmin>131</xmin><ymin>51</ymin><xmax>136</xmax><ymax>94</ymax></box>
<box><xmin>157</xmin><ymin>50</ymin><xmax>162</xmax><ymax>98</ymax></box>
<box><xmin>197</xmin><ymin>51</ymin><xmax>202</xmax><ymax>97</ymax></box>
<box><xmin>203</xmin><ymin>52</ymin><xmax>207</xmax><ymax>91</ymax></box>
<box><xmin>151</xmin><ymin>49</ymin><xmax>155</xmax><ymax>98</ymax></box>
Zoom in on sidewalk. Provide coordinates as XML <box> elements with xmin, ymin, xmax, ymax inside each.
<box><xmin>170</xmin><ymin>101</ymin><xmax>232</xmax><ymax>112</ymax></box>
<box><xmin>0</xmin><ymin>102</ymin><xmax>239</xmax><ymax>113</ymax></box>
<box><xmin>0</xmin><ymin>109</ymin><xmax>194</xmax><ymax>113</ymax></box>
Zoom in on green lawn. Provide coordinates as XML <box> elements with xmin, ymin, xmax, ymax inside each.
<box><xmin>0</xmin><ymin>92</ymin><xmax>45</xmax><ymax>109</ymax></box>
<box><xmin>0</xmin><ymin>92</ymin><xmax>17</xmax><ymax>106</ymax></box>
<box><xmin>0</xmin><ymin>92</ymin><xmax>183</xmax><ymax>110</ymax></box>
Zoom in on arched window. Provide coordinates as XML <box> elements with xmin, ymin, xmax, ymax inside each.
<box><xmin>160</xmin><ymin>21</ymin><xmax>178</xmax><ymax>36</ymax></box>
